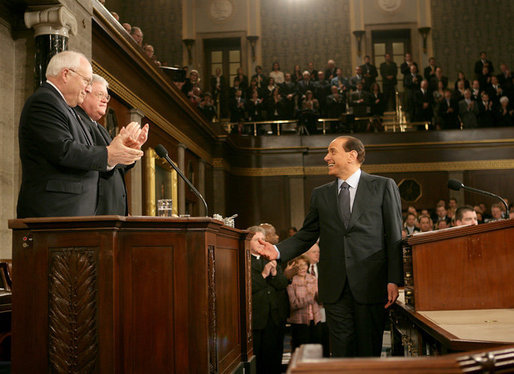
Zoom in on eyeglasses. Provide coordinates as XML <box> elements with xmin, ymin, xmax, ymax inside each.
<box><xmin>92</xmin><ymin>92</ymin><xmax>111</xmax><ymax>102</ymax></box>
<box><xmin>68</xmin><ymin>68</ymin><xmax>93</xmax><ymax>86</ymax></box>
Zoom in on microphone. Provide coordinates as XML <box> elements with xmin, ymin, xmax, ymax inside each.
<box><xmin>448</xmin><ymin>179</ymin><xmax>509</xmax><ymax>219</ymax></box>
<box><xmin>155</xmin><ymin>144</ymin><xmax>208</xmax><ymax>217</ymax></box>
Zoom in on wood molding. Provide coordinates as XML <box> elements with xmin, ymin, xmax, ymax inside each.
<box><xmin>93</xmin><ymin>62</ymin><xmax>213</xmax><ymax>164</ymax></box>
<box><xmin>225</xmin><ymin>138</ymin><xmax>514</xmax><ymax>152</ymax></box>
<box><xmin>227</xmin><ymin>159</ymin><xmax>514</xmax><ymax>177</ymax></box>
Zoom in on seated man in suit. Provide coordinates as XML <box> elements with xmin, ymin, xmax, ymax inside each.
<box><xmin>438</xmin><ymin>89</ymin><xmax>459</xmax><ymax>129</ymax></box>
<box><xmin>454</xmin><ymin>206</ymin><xmax>478</xmax><ymax>227</ymax></box>
<box><xmin>75</xmin><ymin>74</ymin><xmax>149</xmax><ymax>215</ymax></box>
<box><xmin>458</xmin><ymin>89</ymin><xmax>479</xmax><ymax>129</ymax></box>
<box><xmin>349</xmin><ymin>66</ymin><xmax>365</xmax><ymax>91</ymax></box>
<box><xmin>477</xmin><ymin>91</ymin><xmax>496</xmax><ymax>127</ymax></box>
<box><xmin>17</xmin><ymin>51</ymin><xmax>144</xmax><ymax>218</ymax></box>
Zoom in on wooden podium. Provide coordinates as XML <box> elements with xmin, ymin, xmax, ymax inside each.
<box><xmin>392</xmin><ymin>219</ymin><xmax>514</xmax><ymax>356</ymax></box>
<box><xmin>403</xmin><ymin>219</ymin><xmax>514</xmax><ymax>311</ymax></box>
<box><xmin>9</xmin><ymin>216</ymin><xmax>253</xmax><ymax>373</ymax></box>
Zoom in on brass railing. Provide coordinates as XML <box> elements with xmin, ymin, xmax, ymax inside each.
<box><xmin>224</xmin><ymin>114</ymin><xmax>429</xmax><ymax>135</ymax></box>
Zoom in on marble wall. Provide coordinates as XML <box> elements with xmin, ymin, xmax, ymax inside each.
<box><xmin>0</xmin><ymin>18</ymin><xmax>32</xmax><ymax>259</ymax></box>
<box><xmin>106</xmin><ymin>0</ymin><xmax>183</xmax><ymax>66</ymax></box>
<box><xmin>0</xmin><ymin>0</ymin><xmax>93</xmax><ymax>258</ymax></box>
<box><xmin>260</xmin><ymin>0</ymin><xmax>353</xmax><ymax>77</ymax></box>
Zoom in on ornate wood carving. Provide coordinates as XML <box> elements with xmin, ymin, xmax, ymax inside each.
<box><xmin>246</xmin><ymin>247</ymin><xmax>252</xmax><ymax>345</ymax></box>
<box><xmin>48</xmin><ymin>248</ymin><xmax>98</xmax><ymax>374</ymax></box>
<box><xmin>207</xmin><ymin>245</ymin><xmax>218</xmax><ymax>374</ymax></box>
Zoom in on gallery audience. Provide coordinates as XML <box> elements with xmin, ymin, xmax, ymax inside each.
<box><xmin>99</xmin><ymin>0</ymin><xmax>513</xmax><ymax>132</ymax></box>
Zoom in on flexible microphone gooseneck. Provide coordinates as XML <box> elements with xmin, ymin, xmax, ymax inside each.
<box><xmin>448</xmin><ymin>179</ymin><xmax>509</xmax><ymax>219</ymax></box>
<box><xmin>155</xmin><ymin>144</ymin><xmax>208</xmax><ymax>217</ymax></box>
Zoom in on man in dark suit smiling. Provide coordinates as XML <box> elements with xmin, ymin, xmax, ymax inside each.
<box><xmin>75</xmin><ymin>74</ymin><xmax>148</xmax><ymax>215</ymax></box>
<box><xmin>257</xmin><ymin>136</ymin><xmax>403</xmax><ymax>357</ymax></box>
<box><xmin>17</xmin><ymin>51</ymin><xmax>144</xmax><ymax>218</ymax></box>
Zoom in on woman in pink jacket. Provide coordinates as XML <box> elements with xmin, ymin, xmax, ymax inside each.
<box><xmin>287</xmin><ymin>255</ymin><xmax>322</xmax><ymax>352</ymax></box>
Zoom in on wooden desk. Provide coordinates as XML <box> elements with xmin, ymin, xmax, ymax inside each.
<box><xmin>9</xmin><ymin>216</ymin><xmax>252</xmax><ymax>374</ymax></box>
<box><xmin>390</xmin><ymin>290</ymin><xmax>514</xmax><ymax>356</ymax></box>
<box><xmin>287</xmin><ymin>343</ymin><xmax>514</xmax><ymax>373</ymax></box>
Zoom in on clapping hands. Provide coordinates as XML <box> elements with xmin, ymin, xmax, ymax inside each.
<box><xmin>107</xmin><ymin>122</ymin><xmax>149</xmax><ymax>167</ymax></box>
<box><xmin>262</xmin><ymin>260</ymin><xmax>277</xmax><ymax>278</ymax></box>
<box><xmin>119</xmin><ymin>122</ymin><xmax>149</xmax><ymax>149</ymax></box>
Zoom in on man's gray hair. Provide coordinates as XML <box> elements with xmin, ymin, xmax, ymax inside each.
<box><xmin>45</xmin><ymin>51</ymin><xmax>88</xmax><ymax>78</ymax></box>
<box><xmin>92</xmin><ymin>73</ymin><xmax>109</xmax><ymax>88</ymax></box>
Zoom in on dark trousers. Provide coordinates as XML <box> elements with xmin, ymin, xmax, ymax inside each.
<box><xmin>253</xmin><ymin>319</ymin><xmax>285</xmax><ymax>374</ymax></box>
<box><xmin>324</xmin><ymin>282</ymin><xmax>386</xmax><ymax>357</ymax></box>
<box><xmin>291</xmin><ymin>321</ymin><xmax>322</xmax><ymax>352</ymax></box>
<box><xmin>320</xmin><ymin>321</ymin><xmax>330</xmax><ymax>357</ymax></box>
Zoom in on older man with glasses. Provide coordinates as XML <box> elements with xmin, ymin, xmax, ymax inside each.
<box><xmin>75</xmin><ymin>74</ymin><xmax>148</xmax><ymax>215</ymax></box>
<box><xmin>17</xmin><ymin>51</ymin><xmax>145</xmax><ymax>218</ymax></box>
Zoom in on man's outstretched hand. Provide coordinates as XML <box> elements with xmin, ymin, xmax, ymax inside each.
<box><xmin>256</xmin><ymin>239</ymin><xmax>279</xmax><ymax>260</ymax></box>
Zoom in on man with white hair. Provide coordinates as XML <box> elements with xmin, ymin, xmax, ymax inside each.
<box><xmin>17</xmin><ymin>51</ymin><xmax>144</xmax><ymax>218</ymax></box>
<box><xmin>75</xmin><ymin>74</ymin><xmax>149</xmax><ymax>215</ymax></box>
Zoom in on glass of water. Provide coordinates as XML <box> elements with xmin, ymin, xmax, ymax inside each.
<box><xmin>157</xmin><ymin>199</ymin><xmax>173</xmax><ymax>217</ymax></box>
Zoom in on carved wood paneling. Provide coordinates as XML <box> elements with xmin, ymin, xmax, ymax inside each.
<box><xmin>48</xmin><ymin>248</ymin><xmax>98</xmax><ymax>374</ymax></box>
<box><xmin>207</xmin><ymin>245</ymin><xmax>218</xmax><ymax>374</ymax></box>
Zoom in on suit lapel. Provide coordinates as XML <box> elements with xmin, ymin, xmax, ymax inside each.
<box><xmin>348</xmin><ymin>171</ymin><xmax>373</xmax><ymax>230</ymax></box>
<box><xmin>327</xmin><ymin>180</ymin><xmax>346</xmax><ymax>227</ymax></box>
<box><xmin>71</xmin><ymin>107</ymin><xmax>94</xmax><ymax>146</ymax></box>
<box><xmin>96</xmin><ymin>122</ymin><xmax>113</xmax><ymax>145</ymax></box>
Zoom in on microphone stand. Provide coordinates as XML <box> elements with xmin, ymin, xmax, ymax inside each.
<box><xmin>460</xmin><ymin>185</ymin><xmax>510</xmax><ymax>220</ymax></box>
<box><xmin>156</xmin><ymin>147</ymin><xmax>208</xmax><ymax>217</ymax></box>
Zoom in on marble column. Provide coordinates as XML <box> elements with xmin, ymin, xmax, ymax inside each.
<box><xmin>288</xmin><ymin>176</ymin><xmax>305</xmax><ymax>230</ymax></box>
<box><xmin>198</xmin><ymin>159</ymin><xmax>206</xmax><ymax>216</ymax></box>
<box><xmin>129</xmin><ymin>109</ymin><xmax>145</xmax><ymax>215</ymax></box>
<box><xmin>24</xmin><ymin>6</ymin><xmax>78</xmax><ymax>88</ymax></box>
<box><xmin>178</xmin><ymin>144</ymin><xmax>186</xmax><ymax>215</ymax></box>
<box><xmin>212</xmin><ymin>159</ymin><xmax>226</xmax><ymax>217</ymax></box>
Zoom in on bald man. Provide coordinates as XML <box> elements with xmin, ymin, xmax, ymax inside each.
<box><xmin>17</xmin><ymin>51</ymin><xmax>143</xmax><ymax>218</ymax></box>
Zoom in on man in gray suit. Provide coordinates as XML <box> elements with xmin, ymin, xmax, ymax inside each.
<box><xmin>257</xmin><ymin>136</ymin><xmax>403</xmax><ymax>357</ymax></box>
<box><xmin>458</xmin><ymin>89</ymin><xmax>479</xmax><ymax>129</ymax></box>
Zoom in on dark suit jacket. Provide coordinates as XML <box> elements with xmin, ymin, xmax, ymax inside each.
<box><xmin>424</xmin><ymin>65</ymin><xmax>438</xmax><ymax>81</ymax></box>
<box><xmin>75</xmin><ymin>106</ymin><xmax>133</xmax><ymax>215</ymax></box>
<box><xmin>277</xmin><ymin>172</ymin><xmax>403</xmax><ymax>305</ymax></box>
<box><xmin>413</xmin><ymin>89</ymin><xmax>433</xmax><ymax>122</ymax></box>
<box><xmin>474</xmin><ymin>59</ymin><xmax>494</xmax><ymax>76</ymax></box>
<box><xmin>251</xmin><ymin>256</ymin><xmax>289</xmax><ymax>330</ymax></box>
<box><xmin>458</xmin><ymin>99</ymin><xmax>479</xmax><ymax>129</ymax></box>
<box><xmin>360</xmin><ymin>63</ymin><xmax>378</xmax><ymax>88</ymax></box>
<box><xmin>438</xmin><ymin>98</ymin><xmax>460</xmax><ymax>129</ymax></box>
<box><xmin>326</xmin><ymin>94</ymin><xmax>346</xmax><ymax>118</ymax></box>
<box><xmin>379</xmin><ymin>62</ymin><xmax>398</xmax><ymax>86</ymax></box>
<box><xmin>17</xmin><ymin>82</ymin><xmax>107</xmax><ymax>218</ymax></box>
<box><xmin>477</xmin><ymin>100</ymin><xmax>496</xmax><ymax>127</ymax></box>
<box><xmin>210</xmin><ymin>75</ymin><xmax>226</xmax><ymax>96</ymax></box>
